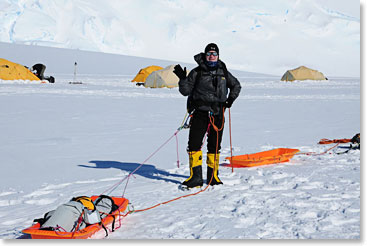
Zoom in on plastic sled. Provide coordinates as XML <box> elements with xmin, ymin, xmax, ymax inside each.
<box><xmin>22</xmin><ymin>196</ymin><xmax>129</xmax><ymax>239</ymax></box>
<box><xmin>318</xmin><ymin>138</ymin><xmax>351</xmax><ymax>144</ymax></box>
<box><xmin>224</xmin><ymin>148</ymin><xmax>300</xmax><ymax>168</ymax></box>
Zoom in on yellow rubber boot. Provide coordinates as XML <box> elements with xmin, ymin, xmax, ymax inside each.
<box><xmin>206</xmin><ymin>153</ymin><xmax>223</xmax><ymax>185</ymax></box>
<box><xmin>182</xmin><ymin>151</ymin><xmax>203</xmax><ymax>188</ymax></box>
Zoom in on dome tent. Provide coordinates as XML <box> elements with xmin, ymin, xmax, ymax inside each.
<box><xmin>131</xmin><ymin>65</ymin><xmax>163</xmax><ymax>83</ymax></box>
<box><xmin>0</xmin><ymin>58</ymin><xmax>40</xmax><ymax>81</ymax></box>
<box><xmin>144</xmin><ymin>65</ymin><xmax>189</xmax><ymax>88</ymax></box>
<box><xmin>281</xmin><ymin>66</ymin><xmax>326</xmax><ymax>81</ymax></box>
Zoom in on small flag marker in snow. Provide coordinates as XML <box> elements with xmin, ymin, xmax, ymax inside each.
<box><xmin>69</xmin><ymin>62</ymin><xmax>83</xmax><ymax>84</ymax></box>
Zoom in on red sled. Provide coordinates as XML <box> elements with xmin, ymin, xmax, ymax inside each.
<box><xmin>22</xmin><ymin>196</ymin><xmax>129</xmax><ymax>239</ymax></box>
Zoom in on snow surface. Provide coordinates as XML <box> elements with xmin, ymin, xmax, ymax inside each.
<box><xmin>0</xmin><ymin>71</ymin><xmax>360</xmax><ymax>239</ymax></box>
<box><xmin>0</xmin><ymin>0</ymin><xmax>360</xmax><ymax>77</ymax></box>
<box><xmin>0</xmin><ymin>0</ymin><xmax>362</xmax><ymax>243</ymax></box>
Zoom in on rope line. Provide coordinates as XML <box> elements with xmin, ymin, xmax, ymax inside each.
<box><xmin>100</xmin><ymin>130</ymin><xmax>181</xmax><ymax>196</ymax></box>
<box><xmin>298</xmin><ymin>142</ymin><xmax>340</xmax><ymax>156</ymax></box>
<box><xmin>121</xmin><ymin>108</ymin><xmax>227</xmax><ymax>215</ymax></box>
<box><xmin>103</xmin><ymin>113</ymin><xmax>193</xmax><ymax>196</ymax></box>
<box><xmin>104</xmin><ymin>107</ymin><xmax>343</xmax><ymax>216</ymax></box>
<box><xmin>121</xmin><ymin>129</ymin><xmax>181</xmax><ymax>197</ymax></box>
<box><xmin>102</xmin><ymin>108</ymin><xmax>343</xmax><ymax>231</ymax></box>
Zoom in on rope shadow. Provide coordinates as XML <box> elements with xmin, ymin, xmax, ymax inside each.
<box><xmin>79</xmin><ymin>161</ymin><xmax>187</xmax><ymax>185</ymax></box>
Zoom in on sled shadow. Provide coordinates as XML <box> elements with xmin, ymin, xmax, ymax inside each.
<box><xmin>79</xmin><ymin>161</ymin><xmax>187</xmax><ymax>184</ymax></box>
<box><xmin>338</xmin><ymin>145</ymin><xmax>354</xmax><ymax>149</ymax></box>
<box><xmin>16</xmin><ymin>234</ymin><xmax>31</xmax><ymax>239</ymax></box>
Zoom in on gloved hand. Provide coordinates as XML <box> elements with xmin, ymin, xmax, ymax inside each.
<box><xmin>224</xmin><ymin>97</ymin><xmax>234</xmax><ymax>108</ymax></box>
<box><xmin>173</xmin><ymin>64</ymin><xmax>187</xmax><ymax>80</ymax></box>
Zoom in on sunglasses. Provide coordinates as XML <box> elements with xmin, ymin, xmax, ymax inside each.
<box><xmin>206</xmin><ymin>52</ymin><xmax>218</xmax><ymax>56</ymax></box>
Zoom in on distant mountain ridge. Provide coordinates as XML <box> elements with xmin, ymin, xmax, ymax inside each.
<box><xmin>0</xmin><ymin>42</ymin><xmax>274</xmax><ymax>77</ymax></box>
<box><xmin>0</xmin><ymin>0</ymin><xmax>360</xmax><ymax>77</ymax></box>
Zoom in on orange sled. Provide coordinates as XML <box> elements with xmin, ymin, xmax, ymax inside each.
<box><xmin>318</xmin><ymin>138</ymin><xmax>351</xmax><ymax>144</ymax></box>
<box><xmin>224</xmin><ymin>148</ymin><xmax>300</xmax><ymax>168</ymax></box>
<box><xmin>22</xmin><ymin>196</ymin><xmax>129</xmax><ymax>239</ymax></box>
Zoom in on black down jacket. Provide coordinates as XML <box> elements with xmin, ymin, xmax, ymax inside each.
<box><xmin>178</xmin><ymin>53</ymin><xmax>242</xmax><ymax>115</ymax></box>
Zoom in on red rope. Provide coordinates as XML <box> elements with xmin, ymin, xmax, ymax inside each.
<box><xmin>298</xmin><ymin>142</ymin><xmax>340</xmax><ymax>156</ymax></box>
<box><xmin>121</xmin><ymin>130</ymin><xmax>180</xmax><ymax>197</ymax></box>
<box><xmin>124</xmin><ymin>108</ymin><xmax>226</xmax><ymax>213</ymax></box>
<box><xmin>100</xmin><ymin>129</ymin><xmax>181</xmax><ymax>196</ymax></box>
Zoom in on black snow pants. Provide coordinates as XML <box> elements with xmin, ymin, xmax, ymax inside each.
<box><xmin>188</xmin><ymin>109</ymin><xmax>225</xmax><ymax>154</ymax></box>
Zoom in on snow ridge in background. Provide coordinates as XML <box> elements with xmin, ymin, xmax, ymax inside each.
<box><xmin>0</xmin><ymin>0</ymin><xmax>360</xmax><ymax>77</ymax></box>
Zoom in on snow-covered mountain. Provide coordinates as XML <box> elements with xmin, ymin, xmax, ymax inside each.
<box><xmin>0</xmin><ymin>0</ymin><xmax>360</xmax><ymax>77</ymax></box>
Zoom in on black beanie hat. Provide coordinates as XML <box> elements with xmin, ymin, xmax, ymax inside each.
<box><xmin>205</xmin><ymin>43</ymin><xmax>219</xmax><ymax>54</ymax></box>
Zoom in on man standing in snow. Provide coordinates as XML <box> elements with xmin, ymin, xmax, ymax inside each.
<box><xmin>173</xmin><ymin>43</ymin><xmax>241</xmax><ymax>189</ymax></box>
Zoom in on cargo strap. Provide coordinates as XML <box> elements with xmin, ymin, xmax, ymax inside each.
<box><xmin>100</xmin><ymin>222</ymin><xmax>108</xmax><ymax>237</ymax></box>
<box><xmin>71</xmin><ymin>210</ymin><xmax>85</xmax><ymax>239</ymax></box>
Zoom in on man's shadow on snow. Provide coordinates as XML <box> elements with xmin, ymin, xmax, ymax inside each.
<box><xmin>79</xmin><ymin>161</ymin><xmax>187</xmax><ymax>184</ymax></box>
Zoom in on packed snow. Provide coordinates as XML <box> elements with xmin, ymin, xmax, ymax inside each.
<box><xmin>0</xmin><ymin>72</ymin><xmax>360</xmax><ymax>239</ymax></box>
<box><xmin>0</xmin><ymin>0</ymin><xmax>361</xmax><ymax>242</ymax></box>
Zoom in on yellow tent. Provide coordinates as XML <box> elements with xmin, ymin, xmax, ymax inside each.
<box><xmin>0</xmin><ymin>58</ymin><xmax>40</xmax><ymax>81</ymax></box>
<box><xmin>144</xmin><ymin>65</ymin><xmax>189</xmax><ymax>88</ymax></box>
<box><xmin>281</xmin><ymin>66</ymin><xmax>326</xmax><ymax>81</ymax></box>
<box><xmin>132</xmin><ymin>65</ymin><xmax>163</xmax><ymax>82</ymax></box>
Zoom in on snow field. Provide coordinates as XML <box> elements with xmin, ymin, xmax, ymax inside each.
<box><xmin>0</xmin><ymin>74</ymin><xmax>360</xmax><ymax>239</ymax></box>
